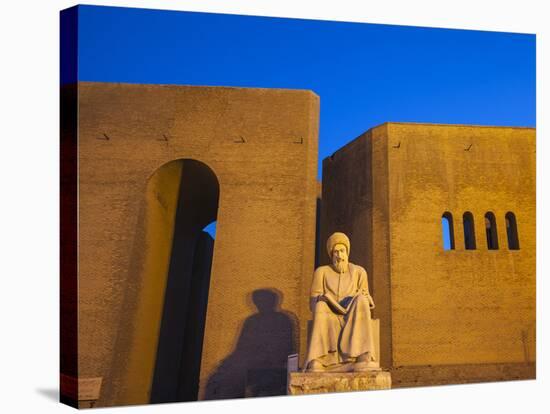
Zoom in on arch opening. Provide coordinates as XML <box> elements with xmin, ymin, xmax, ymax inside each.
<box><xmin>485</xmin><ymin>212</ymin><xmax>499</xmax><ymax>250</ymax></box>
<box><xmin>149</xmin><ymin>159</ymin><xmax>220</xmax><ymax>403</ymax></box>
<box><xmin>441</xmin><ymin>212</ymin><xmax>455</xmax><ymax>250</ymax></box>
<box><xmin>506</xmin><ymin>212</ymin><xmax>520</xmax><ymax>250</ymax></box>
<box><xmin>463</xmin><ymin>212</ymin><xmax>476</xmax><ymax>250</ymax></box>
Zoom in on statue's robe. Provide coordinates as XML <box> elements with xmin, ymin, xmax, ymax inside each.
<box><xmin>304</xmin><ymin>263</ymin><xmax>376</xmax><ymax>369</ymax></box>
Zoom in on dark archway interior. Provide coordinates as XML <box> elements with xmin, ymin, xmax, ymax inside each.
<box><xmin>463</xmin><ymin>212</ymin><xmax>476</xmax><ymax>250</ymax></box>
<box><xmin>506</xmin><ymin>212</ymin><xmax>520</xmax><ymax>250</ymax></box>
<box><xmin>485</xmin><ymin>212</ymin><xmax>499</xmax><ymax>250</ymax></box>
<box><xmin>150</xmin><ymin>159</ymin><xmax>220</xmax><ymax>403</ymax></box>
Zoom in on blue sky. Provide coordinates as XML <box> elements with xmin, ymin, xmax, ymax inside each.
<box><xmin>69</xmin><ymin>4</ymin><xmax>535</xmax><ymax>180</ymax></box>
<box><xmin>65</xmin><ymin>5</ymin><xmax>536</xmax><ymax>240</ymax></box>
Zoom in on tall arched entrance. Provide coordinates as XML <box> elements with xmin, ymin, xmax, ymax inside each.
<box><xmin>148</xmin><ymin>159</ymin><xmax>220</xmax><ymax>403</ymax></box>
<box><xmin>74</xmin><ymin>83</ymin><xmax>319</xmax><ymax>407</ymax></box>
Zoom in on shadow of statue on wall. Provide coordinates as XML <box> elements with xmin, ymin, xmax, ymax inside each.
<box><xmin>204</xmin><ymin>288</ymin><xmax>299</xmax><ymax>400</ymax></box>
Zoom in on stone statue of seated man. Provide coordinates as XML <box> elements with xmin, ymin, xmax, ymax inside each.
<box><xmin>304</xmin><ymin>232</ymin><xmax>379</xmax><ymax>372</ymax></box>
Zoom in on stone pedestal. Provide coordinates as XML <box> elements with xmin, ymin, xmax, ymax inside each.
<box><xmin>288</xmin><ymin>371</ymin><xmax>391</xmax><ymax>395</ymax></box>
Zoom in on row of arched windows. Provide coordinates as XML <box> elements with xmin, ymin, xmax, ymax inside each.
<box><xmin>441</xmin><ymin>212</ymin><xmax>519</xmax><ymax>251</ymax></box>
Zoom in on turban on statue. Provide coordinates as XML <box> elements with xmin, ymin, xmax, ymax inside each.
<box><xmin>326</xmin><ymin>232</ymin><xmax>350</xmax><ymax>258</ymax></box>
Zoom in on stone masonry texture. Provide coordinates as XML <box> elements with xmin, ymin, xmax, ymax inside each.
<box><xmin>62</xmin><ymin>81</ymin><xmax>535</xmax><ymax>408</ymax></box>
<box><xmin>288</xmin><ymin>371</ymin><xmax>392</xmax><ymax>395</ymax></box>
<box><xmin>320</xmin><ymin>122</ymin><xmax>535</xmax><ymax>386</ymax></box>
<box><xmin>69</xmin><ymin>82</ymin><xmax>319</xmax><ymax>407</ymax></box>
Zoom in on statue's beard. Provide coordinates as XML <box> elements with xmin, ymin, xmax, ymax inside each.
<box><xmin>332</xmin><ymin>258</ymin><xmax>348</xmax><ymax>273</ymax></box>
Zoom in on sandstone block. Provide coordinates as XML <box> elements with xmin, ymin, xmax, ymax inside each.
<box><xmin>288</xmin><ymin>371</ymin><xmax>391</xmax><ymax>395</ymax></box>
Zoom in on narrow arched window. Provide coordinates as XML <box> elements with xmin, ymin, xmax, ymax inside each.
<box><xmin>485</xmin><ymin>212</ymin><xmax>499</xmax><ymax>250</ymax></box>
<box><xmin>463</xmin><ymin>212</ymin><xmax>476</xmax><ymax>250</ymax></box>
<box><xmin>506</xmin><ymin>212</ymin><xmax>520</xmax><ymax>250</ymax></box>
<box><xmin>441</xmin><ymin>212</ymin><xmax>455</xmax><ymax>250</ymax></box>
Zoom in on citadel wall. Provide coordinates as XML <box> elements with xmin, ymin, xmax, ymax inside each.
<box><xmin>62</xmin><ymin>82</ymin><xmax>535</xmax><ymax>406</ymax></box>
<box><xmin>320</xmin><ymin>122</ymin><xmax>536</xmax><ymax>386</ymax></box>
<box><xmin>63</xmin><ymin>82</ymin><xmax>319</xmax><ymax>406</ymax></box>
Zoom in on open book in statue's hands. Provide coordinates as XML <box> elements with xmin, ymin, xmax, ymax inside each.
<box><xmin>320</xmin><ymin>292</ymin><xmax>375</xmax><ymax>314</ymax></box>
<box><xmin>321</xmin><ymin>292</ymin><xmax>353</xmax><ymax>315</ymax></box>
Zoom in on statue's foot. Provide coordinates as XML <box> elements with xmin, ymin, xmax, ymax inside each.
<box><xmin>356</xmin><ymin>352</ymin><xmax>372</xmax><ymax>363</ymax></box>
<box><xmin>327</xmin><ymin>362</ymin><xmax>354</xmax><ymax>372</ymax></box>
<box><xmin>354</xmin><ymin>359</ymin><xmax>381</xmax><ymax>372</ymax></box>
<box><xmin>354</xmin><ymin>352</ymin><xmax>381</xmax><ymax>371</ymax></box>
<box><xmin>307</xmin><ymin>360</ymin><xmax>325</xmax><ymax>372</ymax></box>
